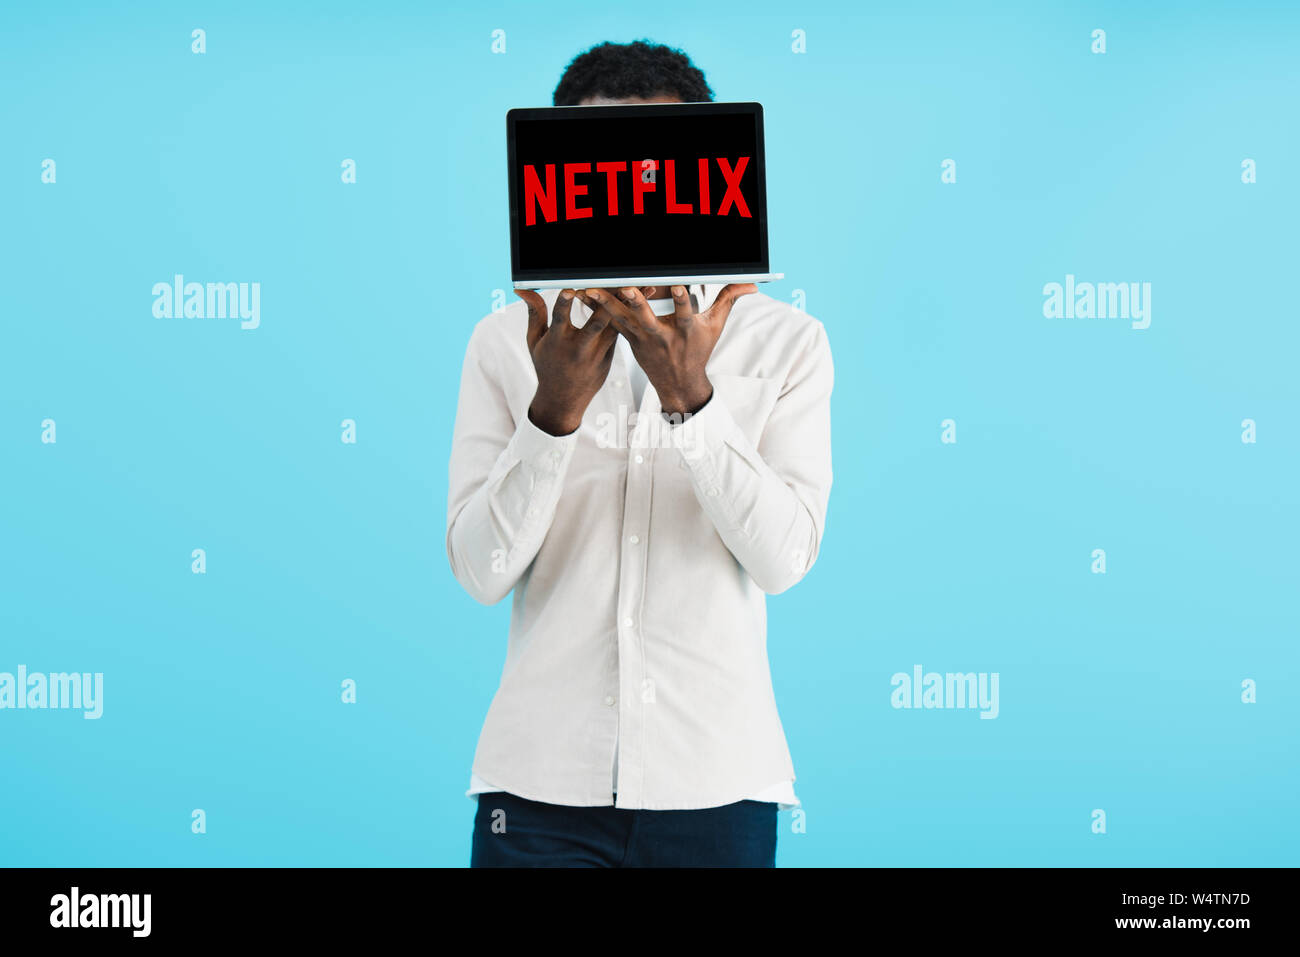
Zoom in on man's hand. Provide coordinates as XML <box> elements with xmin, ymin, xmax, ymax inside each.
<box><xmin>517</xmin><ymin>288</ymin><xmax>618</xmax><ymax>436</ymax></box>
<box><xmin>578</xmin><ymin>284</ymin><xmax>756</xmax><ymax>416</ymax></box>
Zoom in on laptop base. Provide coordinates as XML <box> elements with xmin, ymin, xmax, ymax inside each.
<box><xmin>513</xmin><ymin>273</ymin><xmax>783</xmax><ymax>290</ymax></box>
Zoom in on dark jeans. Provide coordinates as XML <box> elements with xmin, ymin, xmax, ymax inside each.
<box><xmin>471</xmin><ymin>791</ymin><xmax>778</xmax><ymax>867</ymax></box>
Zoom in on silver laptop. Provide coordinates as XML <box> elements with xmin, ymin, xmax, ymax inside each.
<box><xmin>507</xmin><ymin>101</ymin><xmax>781</xmax><ymax>314</ymax></box>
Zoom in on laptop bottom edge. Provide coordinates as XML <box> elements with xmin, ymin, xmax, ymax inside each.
<box><xmin>512</xmin><ymin>272</ymin><xmax>783</xmax><ymax>289</ymax></box>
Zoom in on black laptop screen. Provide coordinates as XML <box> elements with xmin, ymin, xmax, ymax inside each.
<box><xmin>507</xmin><ymin>102</ymin><xmax>769</xmax><ymax>281</ymax></box>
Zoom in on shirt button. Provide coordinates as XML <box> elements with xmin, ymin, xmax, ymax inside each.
<box><xmin>634</xmin><ymin>454</ymin><xmax>644</xmax><ymax>464</ymax></box>
<box><xmin>604</xmin><ymin>695</ymin><xmax>617</xmax><ymax>706</ymax></box>
<box><xmin>629</xmin><ymin>534</ymin><xmax>640</xmax><ymax>545</ymax></box>
<box><xmin>622</xmin><ymin>617</ymin><xmax>633</xmax><ymax>628</ymax></box>
<box><xmin>708</xmin><ymin>487</ymin><xmax>720</xmax><ymax>496</ymax></box>
<box><xmin>613</xmin><ymin>379</ymin><xmax>624</xmax><ymax>389</ymax></box>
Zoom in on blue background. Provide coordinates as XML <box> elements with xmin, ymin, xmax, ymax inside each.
<box><xmin>2</xmin><ymin>0</ymin><xmax>1296</xmax><ymax>867</ymax></box>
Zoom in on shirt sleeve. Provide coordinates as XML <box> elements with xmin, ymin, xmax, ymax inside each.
<box><xmin>672</xmin><ymin>319</ymin><xmax>834</xmax><ymax>594</ymax></box>
<box><xmin>446</xmin><ymin>322</ymin><xmax>577</xmax><ymax>605</ymax></box>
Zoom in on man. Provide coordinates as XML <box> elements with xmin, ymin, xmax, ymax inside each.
<box><xmin>447</xmin><ymin>41</ymin><xmax>833</xmax><ymax>867</ymax></box>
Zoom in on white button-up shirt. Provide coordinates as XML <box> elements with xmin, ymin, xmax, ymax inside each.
<box><xmin>446</xmin><ymin>284</ymin><xmax>834</xmax><ymax>810</ymax></box>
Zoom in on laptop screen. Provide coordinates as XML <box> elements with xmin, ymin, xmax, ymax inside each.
<box><xmin>507</xmin><ymin>102</ymin><xmax>769</xmax><ymax>283</ymax></box>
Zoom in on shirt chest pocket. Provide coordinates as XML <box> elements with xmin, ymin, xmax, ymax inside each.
<box><xmin>709</xmin><ymin>373</ymin><xmax>782</xmax><ymax>448</ymax></box>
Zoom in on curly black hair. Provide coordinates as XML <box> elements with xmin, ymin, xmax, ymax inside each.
<box><xmin>552</xmin><ymin>40</ymin><xmax>714</xmax><ymax>106</ymax></box>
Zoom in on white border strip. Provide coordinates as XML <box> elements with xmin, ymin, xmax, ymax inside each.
<box><xmin>512</xmin><ymin>272</ymin><xmax>783</xmax><ymax>289</ymax></box>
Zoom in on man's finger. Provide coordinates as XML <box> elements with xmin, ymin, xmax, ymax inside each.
<box><xmin>579</xmin><ymin>293</ymin><xmax>616</xmax><ymax>336</ymax></box>
<box><xmin>615</xmin><ymin>286</ymin><xmax>662</xmax><ymax>337</ymax></box>
<box><xmin>706</xmin><ymin>283</ymin><xmax>758</xmax><ymax>324</ymax></box>
<box><xmin>669</xmin><ymin>284</ymin><xmax>693</xmax><ymax>320</ymax></box>
<box><xmin>550</xmin><ymin>288</ymin><xmax>577</xmax><ymax>333</ymax></box>
<box><xmin>515</xmin><ymin>289</ymin><xmax>548</xmax><ymax>352</ymax></box>
<box><xmin>597</xmin><ymin>323</ymin><xmax>620</xmax><ymax>360</ymax></box>
<box><xmin>580</xmin><ymin>289</ymin><xmax>637</xmax><ymax>340</ymax></box>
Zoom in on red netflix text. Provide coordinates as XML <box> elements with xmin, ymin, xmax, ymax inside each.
<box><xmin>523</xmin><ymin>156</ymin><xmax>752</xmax><ymax>226</ymax></box>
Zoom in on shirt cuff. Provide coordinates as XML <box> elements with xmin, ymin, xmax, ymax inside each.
<box><xmin>511</xmin><ymin>411</ymin><xmax>579</xmax><ymax>477</ymax></box>
<box><xmin>673</xmin><ymin>388</ymin><xmax>732</xmax><ymax>458</ymax></box>
<box><xmin>491</xmin><ymin>413</ymin><xmax>579</xmax><ymax>557</ymax></box>
<box><xmin>672</xmin><ymin>395</ymin><xmax>754</xmax><ymax>530</ymax></box>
